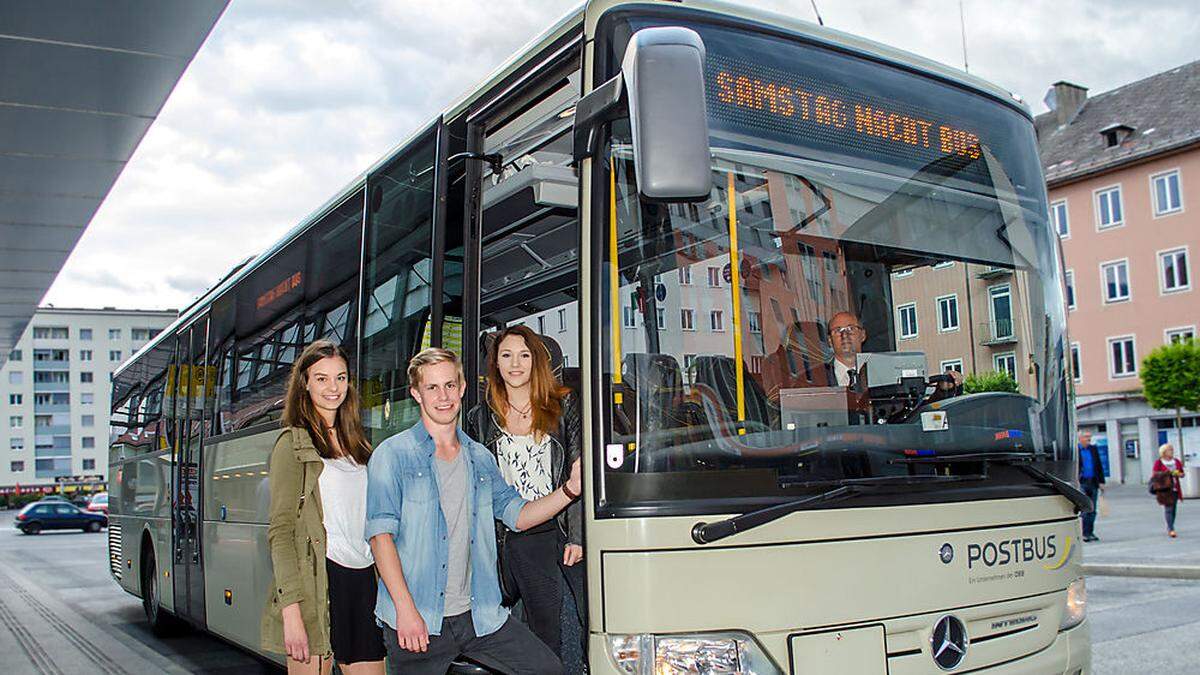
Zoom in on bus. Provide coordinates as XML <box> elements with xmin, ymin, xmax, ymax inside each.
<box><xmin>108</xmin><ymin>1</ymin><xmax>1091</xmax><ymax>672</ymax></box>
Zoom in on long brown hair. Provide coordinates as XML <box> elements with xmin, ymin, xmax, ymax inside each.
<box><xmin>282</xmin><ymin>340</ymin><xmax>371</xmax><ymax>464</ymax></box>
<box><xmin>486</xmin><ymin>326</ymin><xmax>569</xmax><ymax>439</ymax></box>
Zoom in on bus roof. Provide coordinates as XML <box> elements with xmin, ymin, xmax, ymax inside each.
<box><xmin>116</xmin><ymin>0</ymin><xmax>1027</xmax><ymax>381</ymax></box>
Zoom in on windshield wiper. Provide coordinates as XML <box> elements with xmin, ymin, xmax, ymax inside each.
<box><xmin>891</xmin><ymin>452</ymin><xmax>1093</xmax><ymax>514</ymax></box>
<box><xmin>690</xmin><ymin>474</ymin><xmax>977</xmax><ymax>545</ymax></box>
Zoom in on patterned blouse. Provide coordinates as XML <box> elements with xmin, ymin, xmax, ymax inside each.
<box><xmin>496</xmin><ymin>432</ymin><xmax>554</xmax><ymax>501</ymax></box>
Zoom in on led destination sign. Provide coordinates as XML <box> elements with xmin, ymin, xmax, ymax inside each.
<box><xmin>713</xmin><ymin>68</ymin><xmax>982</xmax><ymax>160</ymax></box>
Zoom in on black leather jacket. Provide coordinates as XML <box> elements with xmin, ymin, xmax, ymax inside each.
<box><xmin>466</xmin><ymin>392</ymin><xmax>583</xmax><ymax>545</ymax></box>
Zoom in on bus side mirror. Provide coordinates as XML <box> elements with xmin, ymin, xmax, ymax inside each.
<box><xmin>572</xmin><ymin>27</ymin><xmax>712</xmax><ymax>203</ymax></box>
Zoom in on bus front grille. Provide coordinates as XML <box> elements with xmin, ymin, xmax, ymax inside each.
<box><xmin>108</xmin><ymin>521</ymin><xmax>123</xmax><ymax>580</ymax></box>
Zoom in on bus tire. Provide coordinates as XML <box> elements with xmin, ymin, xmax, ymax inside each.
<box><xmin>141</xmin><ymin>541</ymin><xmax>177</xmax><ymax>637</ymax></box>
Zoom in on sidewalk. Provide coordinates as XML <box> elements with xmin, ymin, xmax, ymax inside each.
<box><xmin>1079</xmin><ymin>482</ymin><xmax>1200</xmax><ymax>577</ymax></box>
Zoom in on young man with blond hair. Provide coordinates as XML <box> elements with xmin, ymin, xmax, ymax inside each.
<box><xmin>365</xmin><ymin>348</ymin><xmax>581</xmax><ymax>674</ymax></box>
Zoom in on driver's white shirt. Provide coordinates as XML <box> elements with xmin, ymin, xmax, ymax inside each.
<box><xmin>834</xmin><ymin>358</ymin><xmax>855</xmax><ymax>387</ymax></box>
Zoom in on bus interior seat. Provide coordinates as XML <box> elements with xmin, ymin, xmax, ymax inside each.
<box><xmin>620</xmin><ymin>353</ymin><xmax>686</xmax><ymax>433</ymax></box>
<box><xmin>691</xmin><ymin>355</ymin><xmax>778</xmax><ymax>434</ymax></box>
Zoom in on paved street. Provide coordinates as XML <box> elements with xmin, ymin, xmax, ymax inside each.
<box><xmin>1</xmin><ymin>489</ymin><xmax>1198</xmax><ymax>673</ymax></box>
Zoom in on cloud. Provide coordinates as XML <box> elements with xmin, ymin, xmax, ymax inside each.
<box><xmin>42</xmin><ymin>0</ymin><xmax>1199</xmax><ymax>311</ymax></box>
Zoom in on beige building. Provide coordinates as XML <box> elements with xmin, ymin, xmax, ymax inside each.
<box><xmin>1037</xmin><ymin>61</ymin><xmax>1200</xmax><ymax>483</ymax></box>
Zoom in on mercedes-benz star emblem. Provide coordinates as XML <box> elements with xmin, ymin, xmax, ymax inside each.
<box><xmin>939</xmin><ymin>543</ymin><xmax>954</xmax><ymax>564</ymax></box>
<box><xmin>930</xmin><ymin>615</ymin><xmax>969</xmax><ymax>670</ymax></box>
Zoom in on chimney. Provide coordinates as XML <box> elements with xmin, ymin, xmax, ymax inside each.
<box><xmin>1043</xmin><ymin>81</ymin><xmax>1088</xmax><ymax>126</ymax></box>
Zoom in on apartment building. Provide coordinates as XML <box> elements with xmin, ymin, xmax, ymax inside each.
<box><xmin>1037</xmin><ymin>61</ymin><xmax>1200</xmax><ymax>483</ymax></box>
<box><xmin>1</xmin><ymin>307</ymin><xmax>177</xmax><ymax>495</ymax></box>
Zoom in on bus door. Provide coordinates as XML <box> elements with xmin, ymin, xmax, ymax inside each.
<box><xmin>172</xmin><ymin>316</ymin><xmax>209</xmax><ymax>627</ymax></box>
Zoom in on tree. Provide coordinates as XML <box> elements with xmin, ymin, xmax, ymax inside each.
<box><xmin>963</xmin><ymin>370</ymin><xmax>1019</xmax><ymax>394</ymax></box>
<box><xmin>1141</xmin><ymin>339</ymin><xmax>1200</xmax><ymax>456</ymax></box>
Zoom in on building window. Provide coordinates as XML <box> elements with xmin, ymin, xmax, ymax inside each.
<box><xmin>936</xmin><ymin>294</ymin><xmax>959</xmax><ymax>332</ymax></box>
<box><xmin>678</xmin><ymin>265</ymin><xmax>692</xmax><ymax>285</ymax></box>
<box><xmin>10</xmin><ymin>438</ymin><xmax>23</xmax><ymax>451</ymax></box>
<box><xmin>81</xmin><ymin>415</ymin><xmax>95</xmax><ymax>427</ymax></box>
<box><xmin>994</xmin><ymin>352</ymin><xmax>1017</xmax><ymax>378</ymax></box>
<box><xmin>557</xmin><ymin>309</ymin><xmax>567</xmax><ymax>332</ymax></box>
<box><xmin>82</xmin><ymin>437</ymin><xmax>95</xmax><ymax>449</ymax></box>
<box><xmin>8</xmin><ymin>371</ymin><xmax>22</xmax><ymax>385</ymax></box>
<box><xmin>680</xmin><ymin>308</ymin><xmax>695</xmax><ymax>331</ymax></box>
<box><xmin>1051</xmin><ymin>199</ymin><xmax>1069</xmax><ymax>238</ymax></box>
<box><xmin>81</xmin><ymin>392</ymin><xmax>94</xmax><ymax>405</ymax></box>
<box><xmin>1159</xmin><ymin>248</ymin><xmax>1190</xmax><ymax>293</ymax></box>
<box><xmin>655</xmin><ymin>308</ymin><xmax>665</xmax><ymax>330</ymax></box>
<box><xmin>940</xmin><ymin>359</ymin><xmax>963</xmax><ymax>373</ymax></box>
<box><xmin>80</xmin><ymin>372</ymin><xmax>93</xmax><ymax>383</ymax></box>
<box><xmin>79</xmin><ymin>328</ymin><xmax>92</xmax><ymax>341</ymax></box>
<box><xmin>1152</xmin><ymin>170</ymin><xmax>1183</xmax><ymax>216</ymax></box>
<box><xmin>710</xmin><ymin>310</ymin><xmax>725</xmax><ymax>332</ymax></box>
<box><xmin>707</xmin><ymin>266</ymin><xmax>721</xmax><ymax>288</ymax></box>
<box><xmin>1063</xmin><ymin>270</ymin><xmax>1076</xmax><ymax>309</ymax></box>
<box><xmin>1096</xmin><ymin>185</ymin><xmax>1123</xmax><ymax>229</ymax></box>
<box><xmin>536</xmin><ymin>316</ymin><xmax>545</xmax><ymax>335</ymax></box>
<box><xmin>683</xmin><ymin>354</ymin><xmax>697</xmax><ymax>381</ymax></box>
<box><xmin>1166</xmin><ymin>327</ymin><xmax>1195</xmax><ymax>344</ymax></box>
<box><xmin>1101</xmin><ymin>260</ymin><xmax>1130</xmax><ymax>302</ymax></box>
<box><xmin>108</xmin><ymin>328</ymin><xmax>122</xmax><ymax>340</ymax></box>
<box><xmin>1108</xmin><ymin>336</ymin><xmax>1137</xmax><ymax>377</ymax></box>
<box><xmin>622</xmin><ymin>303</ymin><xmax>637</xmax><ymax>328</ymax></box>
<box><xmin>81</xmin><ymin>458</ymin><xmax>95</xmax><ymax>471</ymax></box>
<box><xmin>897</xmin><ymin>303</ymin><xmax>918</xmax><ymax>339</ymax></box>
<box><xmin>131</xmin><ymin>328</ymin><xmax>159</xmax><ymax>341</ymax></box>
<box><xmin>79</xmin><ymin>349</ymin><xmax>92</xmax><ymax>361</ymax></box>
<box><xmin>8</xmin><ymin>350</ymin><xmax>21</xmax><ymax>361</ymax></box>
<box><xmin>10</xmin><ymin>461</ymin><xmax>23</xmax><ymax>472</ymax></box>
<box><xmin>32</xmin><ymin>327</ymin><xmax>69</xmax><ymax>339</ymax></box>
<box><xmin>750</xmin><ymin>355</ymin><xmax>763</xmax><ymax>374</ymax></box>
<box><xmin>1070</xmin><ymin>343</ymin><xmax>1081</xmax><ymax>383</ymax></box>
<box><xmin>108</xmin><ymin>350</ymin><xmax>122</xmax><ymax>361</ymax></box>
<box><xmin>748</xmin><ymin>311</ymin><xmax>762</xmax><ymax>334</ymax></box>
<box><xmin>9</xmin><ymin>416</ymin><xmax>21</xmax><ymax>429</ymax></box>
<box><xmin>8</xmin><ymin>394</ymin><xmax>20</xmax><ymax>405</ymax></box>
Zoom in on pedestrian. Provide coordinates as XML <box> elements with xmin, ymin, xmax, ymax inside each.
<box><xmin>1077</xmin><ymin>430</ymin><xmax>1105</xmax><ymax>542</ymax></box>
<box><xmin>261</xmin><ymin>340</ymin><xmax>385</xmax><ymax>674</ymax></box>
<box><xmin>365</xmin><ymin>347</ymin><xmax>581</xmax><ymax>675</ymax></box>
<box><xmin>465</xmin><ymin>326</ymin><xmax>585</xmax><ymax>663</ymax></box>
<box><xmin>1150</xmin><ymin>443</ymin><xmax>1185</xmax><ymax>538</ymax></box>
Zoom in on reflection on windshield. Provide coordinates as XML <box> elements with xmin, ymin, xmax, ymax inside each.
<box><xmin>600</xmin><ymin>136</ymin><xmax>1070</xmax><ymax>512</ymax></box>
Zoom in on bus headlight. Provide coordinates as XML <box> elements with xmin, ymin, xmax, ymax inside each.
<box><xmin>608</xmin><ymin>632</ymin><xmax>781</xmax><ymax>674</ymax></box>
<box><xmin>1059</xmin><ymin>578</ymin><xmax>1087</xmax><ymax>631</ymax></box>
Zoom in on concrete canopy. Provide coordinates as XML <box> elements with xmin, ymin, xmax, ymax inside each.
<box><xmin>0</xmin><ymin>0</ymin><xmax>228</xmax><ymax>364</ymax></box>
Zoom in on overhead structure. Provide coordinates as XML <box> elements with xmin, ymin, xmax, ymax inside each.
<box><xmin>0</xmin><ymin>0</ymin><xmax>229</xmax><ymax>364</ymax></box>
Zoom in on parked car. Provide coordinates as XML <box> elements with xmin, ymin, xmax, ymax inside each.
<box><xmin>39</xmin><ymin>495</ymin><xmax>70</xmax><ymax>502</ymax></box>
<box><xmin>15</xmin><ymin>501</ymin><xmax>107</xmax><ymax>534</ymax></box>
<box><xmin>86</xmin><ymin>492</ymin><xmax>109</xmax><ymax>514</ymax></box>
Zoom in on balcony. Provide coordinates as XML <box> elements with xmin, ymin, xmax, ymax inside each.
<box><xmin>976</xmin><ymin>266</ymin><xmax>1013</xmax><ymax>280</ymax></box>
<box><xmin>33</xmin><ymin>380</ymin><xmax>71</xmax><ymax>393</ymax></box>
<box><xmin>979</xmin><ymin>319</ymin><xmax>1017</xmax><ymax>346</ymax></box>
<box><xmin>33</xmin><ymin>360</ymin><xmax>70</xmax><ymax>371</ymax></box>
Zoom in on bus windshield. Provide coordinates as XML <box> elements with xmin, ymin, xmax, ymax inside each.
<box><xmin>597</xmin><ymin>18</ymin><xmax>1072</xmax><ymax>517</ymax></box>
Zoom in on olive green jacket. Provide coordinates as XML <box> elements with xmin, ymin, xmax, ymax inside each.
<box><xmin>260</xmin><ymin>427</ymin><xmax>330</xmax><ymax>656</ymax></box>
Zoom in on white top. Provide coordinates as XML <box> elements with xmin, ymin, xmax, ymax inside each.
<box><xmin>497</xmin><ymin>433</ymin><xmax>555</xmax><ymax>500</ymax></box>
<box><xmin>1160</xmin><ymin>457</ymin><xmax>1182</xmax><ymax>472</ymax></box>
<box><xmin>318</xmin><ymin>455</ymin><xmax>374</xmax><ymax>569</ymax></box>
<box><xmin>834</xmin><ymin>359</ymin><xmax>854</xmax><ymax>387</ymax></box>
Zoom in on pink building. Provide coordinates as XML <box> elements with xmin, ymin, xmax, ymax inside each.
<box><xmin>1036</xmin><ymin>61</ymin><xmax>1200</xmax><ymax>484</ymax></box>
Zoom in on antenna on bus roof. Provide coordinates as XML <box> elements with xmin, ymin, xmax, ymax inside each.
<box><xmin>959</xmin><ymin>0</ymin><xmax>969</xmax><ymax>72</ymax></box>
<box><xmin>808</xmin><ymin>0</ymin><xmax>824</xmax><ymax>26</ymax></box>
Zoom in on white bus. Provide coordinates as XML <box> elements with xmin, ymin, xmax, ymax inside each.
<box><xmin>109</xmin><ymin>1</ymin><xmax>1090</xmax><ymax>672</ymax></box>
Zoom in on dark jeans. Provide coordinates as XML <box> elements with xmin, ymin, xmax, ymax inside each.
<box><xmin>382</xmin><ymin>612</ymin><xmax>562</xmax><ymax>675</ymax></box>
<box><xmin>1165</xmin><ymin>503</ymin><xmax>1178</xmax><ymax>531</ymax></box>
<box><xmin>1081</xmin><ymin>479</ymin><xmax>1100</xmax><ymax>537</ymax></box>
<box><xmin>502</xmin><ymin>525</ymin><xmax>586</xmax><ymax>660</ymax></box>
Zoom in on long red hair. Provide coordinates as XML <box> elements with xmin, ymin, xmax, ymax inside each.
<box><xmin>485</xmin><ymin>326</ymin><xmax>569</xmax><ymax>439</ymax></box>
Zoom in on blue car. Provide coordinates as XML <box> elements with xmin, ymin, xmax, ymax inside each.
<box><xmin>15</xmin><ymin>500</ymin><xmax>107</xmax><ymax>534</ymax></box>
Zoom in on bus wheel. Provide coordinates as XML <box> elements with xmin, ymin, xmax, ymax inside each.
<box><xmin>141</xmin><ymin>545</ymin><xmax>176</xmax><ymax>636</ymax></box>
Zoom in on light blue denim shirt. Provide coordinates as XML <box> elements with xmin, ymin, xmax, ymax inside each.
<box><xmin>365</xmin><ymin>419</ymin><xmax>526</xmax><ymax>637</ymax></box>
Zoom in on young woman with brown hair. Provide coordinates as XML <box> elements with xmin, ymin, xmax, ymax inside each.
<box><xmin>466</xmin><ymin>325</ymin><xmax>584</xmax><ymax>662</ymax></box>
<box><xmin>261</xmin><ymin>340</ymin><xmax>385</xmax><ymax>674</ymax></box>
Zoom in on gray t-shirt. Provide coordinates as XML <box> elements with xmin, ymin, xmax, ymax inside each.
<box><xmin>434</xmin><ymin>449</ymin><xmax>472</xmax><ymax>616</ymax></box>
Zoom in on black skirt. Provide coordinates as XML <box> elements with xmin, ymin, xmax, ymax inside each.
<box><xmin>326</xmin><ymin>558</ymin><xmax>386</xmax><ymax>664</ymax></box>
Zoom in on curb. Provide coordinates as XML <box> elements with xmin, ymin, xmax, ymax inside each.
<box><xmin>1083</xmin><ymin>563</ymin><xmax>1200</xmax><ymax>580</ymax></box>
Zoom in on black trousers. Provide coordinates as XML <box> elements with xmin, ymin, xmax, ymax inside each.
<box><xmin>382</xmin><ymin>612</ymin><xmax>561</xmax><ymax>675</ymax></box>
<box><xmin>503</xmin><ymin>524</ymin><xmax>587</xmax><ymax>659</ymax></box>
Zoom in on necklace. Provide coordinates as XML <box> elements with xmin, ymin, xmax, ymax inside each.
<box><xmin>508</xmin><ymin>400</ymin><xmax>532</xmax><ymax>420</ymax></box>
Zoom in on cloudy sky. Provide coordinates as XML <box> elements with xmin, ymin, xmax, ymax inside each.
<box><xmin>43</xmin><ymin>0</ymin><xmax>1199</xmax><ymax>311</ymax></box>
